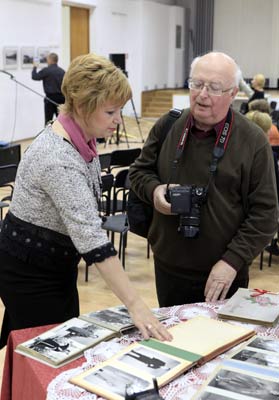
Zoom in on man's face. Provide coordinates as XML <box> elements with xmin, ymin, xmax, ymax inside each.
<box><xmin>189</xmin><ymin>56</ymin><xmax>238</xmax><ymax>130</ymax></box>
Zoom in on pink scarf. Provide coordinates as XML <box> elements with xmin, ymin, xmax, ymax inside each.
<box><xmin>57</xmin><ymin>113</ymin><xmax>98</xmax><ymax>162</ymax></box>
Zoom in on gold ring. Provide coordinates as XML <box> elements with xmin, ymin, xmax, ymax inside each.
<box><xmin>147</xmin><ymin>324</ymin><xmax>153</xmax><ymax>330</ymax></box>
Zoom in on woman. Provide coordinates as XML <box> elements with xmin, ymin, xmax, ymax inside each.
<box><xmin>0</xmin><ymin>53</ymin><xmax>171</xmax><ymax>348</ymax></box>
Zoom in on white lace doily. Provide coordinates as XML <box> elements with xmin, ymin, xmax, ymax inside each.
<box><xmin>47</xmin><ymin>303</ymin><xmax>279</xmax><ymax>400</ymax></box>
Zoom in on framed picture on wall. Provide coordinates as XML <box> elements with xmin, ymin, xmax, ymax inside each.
<box><xmin>37</xmin><ymin>47</ymin><xmax>50</xmax><ymax>66</ymax></box>
<box><xmin>21</xmin><ymin>47</ymin><xmax>35</xmax><ymax>68</ymax></box>
<box><xmin>3</xmin><ymin>47</ymin><xmax>18</xmax><ymax>70</ymax></box>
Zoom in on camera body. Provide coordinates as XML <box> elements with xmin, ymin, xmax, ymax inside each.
<box><xmin>166</xmin><ymin>185</ymin><xmax>207</xmax><ymax>238</ymax></box>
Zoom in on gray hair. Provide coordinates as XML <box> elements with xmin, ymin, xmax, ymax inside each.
<box><xmin>189</xmin><ymin>52</ymin><xmax>242</xmax><ymax>87</ymax></box>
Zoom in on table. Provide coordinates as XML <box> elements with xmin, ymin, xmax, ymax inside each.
<box><xmin>0</xmin><ymin>324</ymin><xmax>86</xmax><ymax>400</ymax></box>
<box><xmin>2</xmin><ymin>302</ymin><xmax>279</xmax><ymax>400</ymax></box>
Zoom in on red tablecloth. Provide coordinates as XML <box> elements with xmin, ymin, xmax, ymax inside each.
<box><xmin>0</xmin><ymin>324</ymin><xmax>85</xmax><ymax>400</ymax></box>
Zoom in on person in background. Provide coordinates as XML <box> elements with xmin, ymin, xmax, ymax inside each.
<box><xmin>32</xmin><ymin>52</ymin><xmax>65</xmax><ymax>125</ymax></box>
<box><xmin>248</xmin><ymin>99</ymin><xmax>279</xmax><ymax>146</ymax></box>
<box><xmin>240</xmin><ymin>73</ymin><xmax>265</xmax><ymax>114</ymax></box>
<box><xmin>0</xmin><ymin>53</ymin><xmax>172</xmax><ymax>348</ymax></box>
<box><xmin>129</xmin><ymin>51</ymin><xmax>278</xmax><ymax>307</ymax></box>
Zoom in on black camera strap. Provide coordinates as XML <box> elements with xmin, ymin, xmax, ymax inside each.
<box><xmin>167</xmin><ymin>108</ymin><xmax>234</xmax><ymax>191</ymax></box>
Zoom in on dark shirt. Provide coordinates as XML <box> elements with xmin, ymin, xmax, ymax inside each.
<box><xmin>248</xmin><ymin>89</ymin><xmax>265</xmax><ymax>104</ymax></box>
<box><xmin>32</xmin><ymin>64</ymin><xmax>65</xmax><ymax>95</ymax></box>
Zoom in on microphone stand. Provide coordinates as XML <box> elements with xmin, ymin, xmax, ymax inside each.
<box><xmin>0</xmin><ymin>69</ymin><xmax>59</xmax><ymax>106</ymax></box>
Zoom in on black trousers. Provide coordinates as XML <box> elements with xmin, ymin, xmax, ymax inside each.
<box><xmin>154</xmin><ymin>257</ymin><xmax>249</xmax><ymax>307</ymax></box>
<box><xmin>44</xmin><ymin>93</ymin><xmax>65</xmax><ymax>125</ymax></box>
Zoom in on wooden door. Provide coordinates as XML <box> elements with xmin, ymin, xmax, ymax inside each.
<box><xmin>70</xmin><ymin>7</ymin><xmax>89</xmax><ymax>61</ymax></box>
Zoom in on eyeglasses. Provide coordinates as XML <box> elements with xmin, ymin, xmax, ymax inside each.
<box><xmin>188</xmin><ymin>79</ymin><xmax>234</xmax><ymax>96</ymax></box>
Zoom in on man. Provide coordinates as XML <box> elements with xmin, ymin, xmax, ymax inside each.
<box><xmin>32</xmin><ymin>52</ymin><xmax>65</xmax><ymax>125</ymax></box>
<box><xmin>129</xmin><ymin>52</ymin><xmax>278</xmax><ymax>307</ymax></box>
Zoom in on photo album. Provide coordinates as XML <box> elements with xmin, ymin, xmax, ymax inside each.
<box><xmin>69</xmin><ymin>316</ymin><xmax>256</xmax><ymax>400</ymax></box>
<box><xmin>15</xmin><ymin>305</ymin><xmax>166</xmax><ymax>368</ymax></box>
<box><xmin>193</xmin><ymin>335</ymin><xmax>279</xmax><ymax>400</ymax></box>
<box><xmin>217</xmin><ymin>288</ymin><xmax>279</xmax><ymax>326</ymax></box>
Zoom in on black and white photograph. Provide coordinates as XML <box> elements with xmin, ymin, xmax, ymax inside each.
<box><xmin>37</xmin><ymin>47</ymin><xmax>50</xmax><ymax>66</ymax></box>
<box><xmin>16</xmin><ymin>317</ymin><xmax>114</xmax><ymax>366</ymax></box>
<box><xmin>83</xmin><ymin>364</ymin><xmax>150</xmax><ymax>398</ymax></box>
<box><xmin>118</xmin><ymin>345</ymin><xmax>180</xmax><ymax>377</ymax></box>
<box><xmin>248</xmin><ymin>337</ymin><xmax>279</xmax><ymax>353</ymax></box>
<box><xmin>21</xmin><ymin>47</ymin><xmax>35</xmax><ymax>68</ymax></box>
<box><xmin>199</xmin><ymin>392</ymin><xmax>236</xmax><ymax>400</ymax></box>
<box><xmin>232</xmin><ymin>348</ymin><xmax>279</xmax><ymax>369</ymax></box>
<box><xmin>3</xmin><ymin>47</ymin><xmax>18</xmax><ymax>69</ymax></box>
<box><xmin>208</xmin><ymin>368</ymin><xmax>279</xmax><ymax>399</ymax></box>
<box><xmin>86</xmin><ymin>308</ymin><xmax>133</xmax><ymax>327</ymax></box>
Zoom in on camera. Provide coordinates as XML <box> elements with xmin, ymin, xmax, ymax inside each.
<box><xmin>166</xmin><ymin>185</ymin><xmax>207</xmax><ymax>238</ymax></box>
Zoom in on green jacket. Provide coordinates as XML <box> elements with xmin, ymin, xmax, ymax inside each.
<box><xmin>129</xmin><ymin>109</ymin><xmax>278</xmax><ymax>280</ymax></box>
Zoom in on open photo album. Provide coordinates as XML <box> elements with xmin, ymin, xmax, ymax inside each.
<box><xmin>69</xmin><ymin>316</ymin><xmax>255</xmax><ymax>400</ymax></box>
<box><xmin>192</xmin><ymin>335</ymin><xmax>279</xmax><ymax>400</ymax></box>
<box><xmin>15</xmin><ymin>305</ymin><xmax>166</xmax><ymax>368</ymax></box>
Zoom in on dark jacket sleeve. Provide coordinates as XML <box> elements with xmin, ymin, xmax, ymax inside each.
<box><xmin>32</xmin><ymin>67</ymin><xmax>47</xmax><ymax>81</ymax></box>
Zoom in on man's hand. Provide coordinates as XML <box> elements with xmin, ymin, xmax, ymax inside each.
<box><xmin>204</xmin><ymin>260</ymin><xmax>237</xmax><ymax>302</ymax></box>
<box><xmin>153</xmin><ymin>184</ymin><xmax>172</xmax><ymax>215</ymax></box>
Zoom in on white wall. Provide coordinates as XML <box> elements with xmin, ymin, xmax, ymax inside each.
<box><xmin>213</xmin><ymin>0</ymin><xmax>279</xmax><ymax>87</ymax></box>
<box><xmin>0</xmin><ymin>0</ymin><xmax>62</xmax><ymax>142</ymax></box>
<box><xmin>0</xmin><ymin>0</ymin><xmax>185</xmax><ymax>142</ymax></box>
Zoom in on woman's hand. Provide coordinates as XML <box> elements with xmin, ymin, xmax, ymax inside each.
<box><xmin>127</xmin><ymin>299</ymin><xmax>173</xmax><ymax>341</ymax></box>
<box><xmin>96</xmin><ymin>256</ymin><xmax>172</xmax><ymax>342</ymax></box>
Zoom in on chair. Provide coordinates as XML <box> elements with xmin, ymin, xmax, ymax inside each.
<box><xmin>270</xmin><ymin>101</ymin><xmax>277</xmax><ymax>112</ymax></box>
<box><xmin>99</xmin><ymin>153</ymin><xmax>112</xmax><ymax>173</ymax></box>
<box><xmin>108</xmin><ymin>148</ymin><xmax>141</xmax><ymax>172</ymax></box>
<box><xmin>271</xmin><ymin>110</ymin><xmax>279</xmax><ymax>129</ymax></box>
<box><xmin>0</xmin><ymin>164</ymin><xmax>18</xmax><ymax>219</ymax></box>
<box><xmin>85</xmin><ymin>173</ymin><xmax>130</xmax><ymax>281</ymax></box>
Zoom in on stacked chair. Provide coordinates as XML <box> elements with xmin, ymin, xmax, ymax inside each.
<box><xmin>85</xmin><ymin>148</ymin><xmax>141</xmax><ymax>281</ymax></box>
<box><xmin>0</xmin><ymin>164</ymin><xmax>18</xmax><ymax>223</ymax></box>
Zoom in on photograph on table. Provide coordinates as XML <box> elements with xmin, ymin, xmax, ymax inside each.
<box><xmin>117</xmin><ymin>344</ymin><xmax>181</xmax><ymax>377</ymax></box>
<box><xmin>70</xmin><ymin>340</ymin><xmax>191</xmax><ymax>400</ymax></box>
<box><xmin>82</xmin><ymin>365</ymin><xmax>151</xmax><ymax>399</ymax></box>
<box><xmin>15</xmin><ymin>317</ymin><xmax>115</xmax><ymax>367</ymax></box>
<box><xmin>194</xmin><ymin>363</ymin><xmax>279</xmax><ymax>400</ymax></box>
<box><xmin>81</xmin><ymin>305</ymin><xmax>166</xmax><ymax>334</ymax></box>
<box><xmin>247</xmin><ymin>336</ymin><xmax>279</xmax><ymax>353</ymax></box>
<box><xmin>231</xmin><ymin>348</ymin><xmax>279</xmax><ymax>370</ymax></box>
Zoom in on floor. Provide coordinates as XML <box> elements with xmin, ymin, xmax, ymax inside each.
<box><xmin>0</xmin><ymin>113</ymin><xmax>279</xmax><ymax>388</ymax></box>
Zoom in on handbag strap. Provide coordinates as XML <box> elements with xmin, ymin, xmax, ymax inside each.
<box><xmin>157</xmin><ymin>108</ymin><xmax>183</xmax><ymax>151</ymax></box>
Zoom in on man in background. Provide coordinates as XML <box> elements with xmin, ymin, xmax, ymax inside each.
<box><xmin>32</xmin><ymin>52</ymin><xmax>65</xmax><ymax>125</ymax></box>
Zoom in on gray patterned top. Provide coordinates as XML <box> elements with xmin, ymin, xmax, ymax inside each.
<box><xmin>10</xmin><ymin>126</ymin><xmax>111</xmax><ymax>255</ymax></box>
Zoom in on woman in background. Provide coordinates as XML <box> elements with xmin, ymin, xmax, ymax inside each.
<box><xmin>0</xmin><ymin>53</ymin><xmax>171</xmax><ymax>348</ymax></box>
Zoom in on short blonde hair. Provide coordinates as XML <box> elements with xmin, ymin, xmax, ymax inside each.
<box><xmin>248</xmin><ymin>99</ymin><xmax>270</xmax><ymax>114</ymax></box>
<box><xmin>246</xmin><ymin>110</ymin><xmax>272</xmax><ymax>133</ymax></box>
<box><xmin>253</xmin><ymin>74</ymin><xmax>265</xmax><ymax>89</ymax></box>
<box><xmin>60</xmin><ymin>53</ymin><xmax>132</xmax><ymax>119</ymax></box>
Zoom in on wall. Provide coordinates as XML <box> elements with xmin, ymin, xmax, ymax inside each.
<box><xmin>213</xmin><ymin>0</ymin><xmax>279</xmax><ymax>87</ymax></box>
<box><xmin>0</xmin><ymin>0</ymin><xmax>62</xmax><ymax>142</ymax></box>
<box><xmin>0</xmin><ymin>0</ymin><xmax>185</xmax><ymax>142</ymax></box>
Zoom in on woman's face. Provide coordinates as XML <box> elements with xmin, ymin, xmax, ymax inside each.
<box><xmin>76</xmin><ymin>101</ymin><xmax>123</xmax><ymax>142</ymax></box>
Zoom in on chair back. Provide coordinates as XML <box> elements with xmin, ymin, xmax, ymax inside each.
<box><xmin>270</xmin><ymin>101</ymin><xmax>277</xmax><ymax>112</ymax></box>
<box><xmin>100</xmin><ymin>173</ymin><xmax>114</xmax><ymax>216</ymax></box>
<box><xmin>99</xmin><ymin>153</ymin><xmax>112</xmax><ymax>173</ymax></box>
<box><xmin>0</xmin><ymin>164</ymin><xmax>18</xmax><ymax>186</ymax></box>
<box><xmin>271</xmin><ymin>110</ymin><xmax>279</xmax><ymax>129</ymax></box>
<box><xmin>109</xmin><ymin>148</ymin><xmax>141</xmax><ymax>171</ymax></box>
